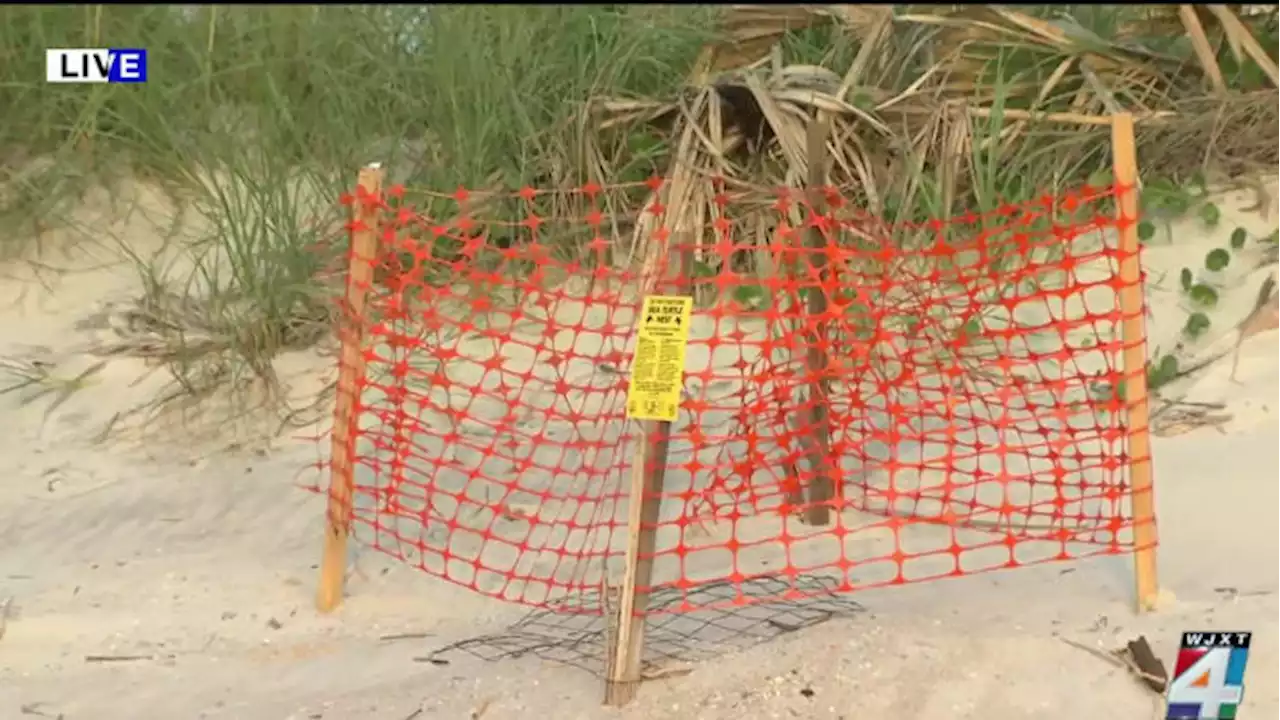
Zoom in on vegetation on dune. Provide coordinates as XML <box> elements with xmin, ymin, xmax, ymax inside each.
<box><xmin>0</xmin><ymin>4</ymin><xmax>1276</xmax><ymax>438</ymax></box>
<box><xmin>0</xmin><ymin>4</ymin><xmax>714</xmax><ymax>433</ymax></box>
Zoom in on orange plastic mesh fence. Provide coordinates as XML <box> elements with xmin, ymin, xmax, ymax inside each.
<box><xmin>308</xmin><ymin>177</ymin><xmax>1153</xmax><ymax>615</ymax></box>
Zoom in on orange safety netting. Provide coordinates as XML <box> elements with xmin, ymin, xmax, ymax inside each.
<box><xmin>310</xmin><ymin>177</ymin><xmax>1153</xmax><ymax>615</ymax></box>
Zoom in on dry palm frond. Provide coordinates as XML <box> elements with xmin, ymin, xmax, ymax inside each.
<box><xmin>693</xmin><ymin>5</ymin><xmax>832</xmax><ymax>80</ymax></box>
<box><xmin>904</xmin><ymin>6</ymin><xmax>1182</xmax><ymax>98</ymax></box>
<box><xmin>1206</xmin><ymin>4</ymin><xmax>1280</xmax><ymax>87</ymax></box>
<box><xmin>591</xmin><ymin>0</ymin><xmax>1278</xmax><ymax>276</ymax></box>
<box><xmin>579</xmin><ymin>2</ymin><xmax>1280</xmax><ymax>451</ymax></box>
<box><xmin>1180</xmin><ymin>5</ymin><xmax>1229</xmax><ymax>95</ymax></box>
<box><xmin>1141</xmin><ymin>5</ymin><xmax>1278</xmax><ymax>89</ymax></box>
<box><xmin>624</xmin><ymin>88</ymin><xmax>718</xmax><ymax>274</ymax></box>
<box><xmin>1130</xmin><ymin>5</ymin><xmax>1279</xmax><ymax>35</ymax></box>
<box><xmin>1134</xmin><ymin>90</ymin><xmax>1279</xmax><ymax>179</ymax></box>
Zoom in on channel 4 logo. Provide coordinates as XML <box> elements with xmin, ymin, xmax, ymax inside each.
<box><xmin>1167</xmin><ymin>631</ymin><xmax>1252</xmax><ymax>719</ymax></box>
<box><xmin>45</xmin><ymin>48</ymin><xmax>148</xmax><ymax>84</ymax></box>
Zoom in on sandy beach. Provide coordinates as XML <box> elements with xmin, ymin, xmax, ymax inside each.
<box><xmin>0</xmin><ymin>175</ymin><xmax>1276</xmax><ymax>719</ymax></box>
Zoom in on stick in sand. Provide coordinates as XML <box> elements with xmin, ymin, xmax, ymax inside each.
<box><xmin>603</xmin><ymin>239</ymin><xmax>690</xmax><ymax>706</ymax></box>
<box><xmin>317</xmin><ymin>163</ymin><xmax>384</xmax><ymax>613</ymax></box>
<box><xmin>1110</xmin><ymin>112</ymin><xmax>1160</xmax><ymax>613</ymax></box>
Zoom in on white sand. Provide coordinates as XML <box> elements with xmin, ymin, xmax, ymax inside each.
<box><xmin>0</xmin><ymin>175</ymin><xmax>1276</xmax><ymax>719</ymax></box>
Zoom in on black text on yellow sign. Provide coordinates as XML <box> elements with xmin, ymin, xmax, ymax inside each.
<box><xmin>625</xmin><ymin>295</ymin><xmax>693</xmax><ymax>422</ymax></box>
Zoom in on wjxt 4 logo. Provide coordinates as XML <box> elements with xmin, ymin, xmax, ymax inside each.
<box><xmin>1167</xmin><ymin>631</ymin><xmax>1252</xmax><ymax>720</ymax></box>
<box><xmin>46</xmin><ymin>48</ymin><xmax>148</xmax><ymax>84</ymax></box>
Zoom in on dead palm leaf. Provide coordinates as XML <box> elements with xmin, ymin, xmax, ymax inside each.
<box><xmin>1229</xmin><ymin>272</ymin><xmax>1278</xmax><ymax>381</ymax></box>
<box><xmin>1206</xmin><ymin>4</ymin><xmax>1280</xmax><ymax>87</ymax></box>
<box><xmin>695</xmin><ymin>5</ymin><xmax>836</xmax><ymax>78</ymax></box>
<box><xmin>1180</xmin><ymin>5</ymin><xmax>1228</xmax><ymax>95</ymax></box>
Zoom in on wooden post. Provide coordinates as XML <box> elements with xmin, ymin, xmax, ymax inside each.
<box><xmin>317</xmin><ymin>163</ymin><xmax>384</xmax><ymax>613</ymax></box>
<box><xmin>801</xmin><ymin>119</ymin><xmax>835</xmax><ymax>526</ymax></box>
<box><xmin>603</xmin><ymin>421</ymin><xmax>674</xmax><ymax>705</ymax></box>
<box><xmin>603</xmin><ymin>243</ymin><xmax>690</xmax><ymax>706</ymax></box>
<box><xmin>1109</xmin><ymin>113</ymin><xmax>1160</xmax><ymax>613</ymax></box>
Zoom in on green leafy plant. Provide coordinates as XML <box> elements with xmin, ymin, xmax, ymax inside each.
<box><xmin>732</xmin><ymin>284</ymin><xmax>769</xmax><ymax>311</ymax></box>
<box><xmin>1188</xmin><ymin>283</ymin><xmax>1220</xmax><ymax>308</ymax></box>
<box><xmin>1198</xmin><ymin>202</ymin><xmax>1221</xmax><ymax>227</ymax></box>
<box><xmin>0</xmin><ymin>4</ymin><xmax>717</xmax><ymax>438</ymax></box>
<box><xmin>1141</xmin><ymin>178</ymin><xmax>1194</xmax><ymax>216</ymax></box>
<box><xmin>1146</xmin><ymin>353</ymin><xmax>1180</xmax><ymax>390</ymax></box>
<box><xmin>0</xmin><ymin>3</ymin><xmax>1274</xmax><ymax>445</ymax></box>
<box><xmin>1230</xmin><ymin>227</ymin><xmax>1248</xmax><ymax>250</ymax></box>
<box><xmin>1188</xmin><ymin>172</ymin><xmax>1209</xmax><ymax>196</ymax></box>
<box><xmin>1160</xmin><ymin>189</ymin><xmax>1258</xmax><ymax>371</ymax></box>
<box><xmin>1182</xmin><ymin>311</ymin><xmax>1212</xmax><ymax>340</ymax></box>
<box><xmin>1204</xmin><ymin>248</ymin><xmax>1231</xmax><ymax>271</ymax></box>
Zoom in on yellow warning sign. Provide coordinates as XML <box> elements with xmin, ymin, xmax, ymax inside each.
<box><xmin>626</xmin><ymin>295</ymin><xmax>693</xmax><ymax>422</ymax></box>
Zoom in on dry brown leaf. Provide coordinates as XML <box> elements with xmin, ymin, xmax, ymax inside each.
<box><xmin>986</xmin><ymin>7</ymin><xmax>1076</xmax><ymax>50</ymax></box>
<box><xmin>1230</xmin><ymin>273</ymin><xmax>1278</xmax><ymax>381</ymax></box>
<box><xmin>835</xmin><ymin>6</ymin><xmax>893</xmax><ymax>96</ymax></box>
<box><xmin>1206</xmin><ymin>4</ymin><xmax>1280</xmax><ymax>87</ymax></box>
<box><xmin>1179</xmin><ymin>5</ymin><xmax>1228</xmax><ymax>94</ymax></box>
<box><xmin>1240</xmin><ymin>282</ymin><xmax>1280</xmax><ymax>340</ymax></box>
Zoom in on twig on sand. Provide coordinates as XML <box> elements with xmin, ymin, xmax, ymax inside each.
<box><xmin>1059</xmin><ymin>635</ymin><xmax>1127</xmax><ymax>668</ymax></box>
<box><xmin>1138</xmin><ymin>274</ymin><xmax>1279</xmax><ymax>400</ymax></box>
<box><xmin>1231</xmin><ymin>272</ymin><xmax>1278</xmax><ymax>382</ymax></box>
<box><xmin>1058</xmin><ymin>635</ymin><xmax>1168</xmax><ymax>694</ymax></box>
<box><xmin>18</xmin><ymin>702</ymin><xmax>63</xmax><ymax>719</ymax></box>
<box><xmin>1154</xmin><ymin>399</ymin><xmax>1225</xmax><ymax>413</ymax></box>
<box><xmin>470</xmin><ymin>698</ymin><xmax>494</xmax><ymax>719</ymax></box>
<box><xmin>0</xmin><ymin>596</ymin><xmax>12</xmax><ymax>642</ymax></box>
<box><xmin>640</xmin><ymin>665</ymin><xmax>694</xmax><ymax>681</ymax></box>
<box><xmin>0</xmin><ymin>356</ymin><xmax>106</xmax><ymax>429</ymax></box>
<box><xmin>84</xmin><ymin>654</ymin><xmax>157</xmax><ymax>663</ymax></box>
<box><xmin>1157</xmin><ymin>348</ymin><xmax>1233</xmax><ymax>386</ymax></box>
<box><xmin>1213</xmin><ymin>585</ymin><xmax>1275</xmax><ymax>599</ymax></box>
<box><xmin>379</xmin><ymin>631</ymin><xmax>434</xmax><ymax>642</ymax></box>
<box><xmin>1151</xmin><ymin>401</ymin><xmax>1232</xmax><ymax>436</ymax></box>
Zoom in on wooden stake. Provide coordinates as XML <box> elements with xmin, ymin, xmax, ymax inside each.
<box><xmin>603</xmin><ymin>245</ymin><xmax>689</xmax><ymax>707</ymax></box>
<box><xmin>801</xmin><ymin>118</ymin><xmax>835</xmax><ymax>526</ymax></box>
<box><xmin>603</xmin><ymin>421</ymin><xmax>674</xmax><ymax>706</ymax></box>
<box><xmin>317</xmin><ymin>164</ymin><xmax>384</xmax><ymax>613</ymax></box>
<box><xmin>1109</xmin><ymin>113</ymin><xmax>1160</xmax><ymax>613</ymax></box>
